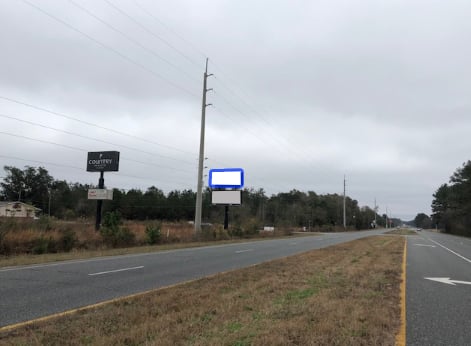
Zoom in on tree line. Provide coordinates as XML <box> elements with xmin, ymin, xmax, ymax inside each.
<box><xmin>1</xmin><ymin>166</ymin><xmax>389</xmax><ymax>230</ymax></box>
<box><xmin>431</xmin><ymin>160</ymin><xmax>471</xmax><ymax>236</ymax></box>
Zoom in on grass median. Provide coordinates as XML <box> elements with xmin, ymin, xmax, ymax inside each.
<box><xmin>386</xmin><ymin>228</ymin><xmax>417</xmax><ymax>236</ymax></box>
<box><xmin>1</xmin><ymin>235</ymin><xmax>404</xmax><ymax>345</ymax></box>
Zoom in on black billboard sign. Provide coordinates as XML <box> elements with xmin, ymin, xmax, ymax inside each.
<box><xmin>87</xmin><ymin>151</ymin><xmax>120</xmax><ymax>172</ymax></box>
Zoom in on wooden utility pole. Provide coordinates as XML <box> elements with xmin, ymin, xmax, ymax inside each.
<box><xmin>343</xmin><ymin>175</ymin><xmax>346</xmax><ymax>230</ymax></box>
<box><xmin>195</xmin><ymin>58</ymin><xmax>212</xmax><ymax>233</ymax></box>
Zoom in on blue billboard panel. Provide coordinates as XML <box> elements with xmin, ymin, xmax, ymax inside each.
<box><xmin>209</xmin><ymin>168</ymin><xmax>244</xmax><ymax>189</ymax></box>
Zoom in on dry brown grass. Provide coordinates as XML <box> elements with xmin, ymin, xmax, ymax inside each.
<box><xmin>0</xmin><ymin>235</ymin><xmax>404</xmax><ymax>345</ymax></box>
<box><xmin>0</xmin><ymin>218</ymin><xmax>318</xmax><ymax>268</ymax></box>
<box><xmin>386</xmin><ymin>228</ymin><xmax>417</xmax><ymax>236</ymax></box>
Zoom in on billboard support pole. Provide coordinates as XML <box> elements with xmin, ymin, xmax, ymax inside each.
<box><xmin>95</xmin><ymin>171</ymin><xmax>104</xmax><ymax>231</ymax></box>
<box><xmin>224</xmin><ymin>205</ymin><xmax>229</xmax><ymax>230</ymax></box>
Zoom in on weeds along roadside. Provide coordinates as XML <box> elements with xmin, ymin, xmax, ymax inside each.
<box><xmin>0</xmin><ymin>212</ymin><xmax>303</xmax><ymax>264</ymax></box>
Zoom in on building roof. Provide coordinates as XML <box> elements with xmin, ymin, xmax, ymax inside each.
<box><xmin>0</xmin><ymin>201</ymin><xmax>41</xmax><ymax>210</ymax></box>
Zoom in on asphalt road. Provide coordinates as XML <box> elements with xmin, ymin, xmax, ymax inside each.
<box><xmin>0</xmin><ymin>229</ymin><xmax>386</xmax><ymax>328</ymax></box>
<box><xmin>406</xmin><ymin>230</ymin><xmax>471</xmax><ymax>345</ymax></box>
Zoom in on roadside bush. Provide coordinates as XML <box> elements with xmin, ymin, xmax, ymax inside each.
<box><xmin>32</xmin><ymin>236</ymin><xmax>57</xmax><ymax>254</ymax></box>
<box><xmin>36</xmin><ymin>215</ymin><xmax>54</xmax><ymax>231</ymax></box>
<box><xmin>0</xmin><ymin>218</ymin><xmax>20</xmax><ymax>232</ymax></box>
<box><xmin>100</xmin><ymin>211</ymin><xmax>135</xmax><ymax>247</ymax></box>
<box><xmin>212</xmin><ymin>225</ymin><xmax>230</xmax><ymax>240</ymax></box>
<box><xmin>145</xmin><ymin>223</ymin><xmax>161</xmax><ymax>245</ymax></box>
<box><xmin>0</xmin><ymin>229</ymin><xmax>8</xmax><ymax>255</ymax></box>
<box><xmin>114</xmin><ymin>227</ymin><xmax>135</xmax><ymax>247</ymax></box>
<box><xmin>63</xmin><ymin>209</ymin><xmax>76</xmax><ymax>221</ymax></box>
<box><xmin>243</xmin><ymin>218</ymin><xmax>261</xmax><ymax>236</ymax></box>
<box><xmin>230</xmin><ymin>225</ymin><xmax>244</xmax><ymax>238</ymax></box>
<box><xmin>60</xmin><ymin>229</ymin><xmax>77</xmax><ymax>252</ymax></box>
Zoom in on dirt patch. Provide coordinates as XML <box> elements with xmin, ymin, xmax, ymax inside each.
<box><xmin>0</xmin><ymin>236</ymin><xmax>404</xmax><ymax>345</ymax></box>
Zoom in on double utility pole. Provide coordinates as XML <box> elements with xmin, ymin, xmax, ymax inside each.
<box><xmin>195</xmin><ymin>58</ymin><xmax>212</xmax><ymax>233</ymax></box>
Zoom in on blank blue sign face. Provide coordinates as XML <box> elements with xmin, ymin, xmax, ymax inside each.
<box><xmin>209</xmin><ymin>168</ymin><xmax>244</xmax><ymax>189</ymax></box>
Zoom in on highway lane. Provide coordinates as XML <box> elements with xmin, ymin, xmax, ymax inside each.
<box><xmin>0</xmin><ymin>229</ymin><xmax>386</xmax><ymax>327</ymax></box>
<box><xmin>406</xmin><ymin>230</ymin><xmax>471</xmax><ymax>345</ymax></box>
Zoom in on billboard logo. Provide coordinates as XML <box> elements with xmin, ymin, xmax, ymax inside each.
<box><xmin>87</xmin><ymin>151</ymin><xmax>120</xmax><ymax>172</ymax></box>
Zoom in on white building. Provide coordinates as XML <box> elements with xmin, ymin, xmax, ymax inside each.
<box><xmin>0</xmin><ymin>201</ymin><xmax>41</xmax><ymax>218</ymax></box>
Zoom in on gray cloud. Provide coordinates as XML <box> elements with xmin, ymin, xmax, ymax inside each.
<box><xmin>1</xmin><ymin>0</ymin><xmax>471</xmax><ymax>220</ymax></box>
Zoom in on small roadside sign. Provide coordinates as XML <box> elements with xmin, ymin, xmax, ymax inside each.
<box><xmin>88</xmin><ymin>189</ymin><xmax>113</xmax><ymax>200</ymax></box>
<box><xmin>211</xmin><ymin>190</ymin><xmax>242</xmax><ymax>205</ymax></box>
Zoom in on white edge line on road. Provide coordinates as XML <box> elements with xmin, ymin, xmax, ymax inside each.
<box><xmin>235</xmin><ymin>249</ymin><xmax>254</xmax><ymax>254</ymax></box>
<box><xmin>0</xmin><ymin>235</ymin><xmax>326</xmax><ymax>273</ymax></box>
<box><xmin>88</xmin><ymin>266</ymin><xmax>144</xmax><ymax>276</ymax></box>
<box><xmin>425</xmin><ymin>237</ymin><xmax>471</xmax><ymax>264</ymax></box>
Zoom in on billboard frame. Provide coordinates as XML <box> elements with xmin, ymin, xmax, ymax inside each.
<box><xmin>208</xmin><ymin>168</ymin><xmax>244</xmax><ymax>189</ymax></box>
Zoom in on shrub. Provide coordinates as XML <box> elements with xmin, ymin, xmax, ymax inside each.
<box><xmin>32</xmin><ymin>236</ymin><xmax>57</xmax><ymax>254</ymax></box>
<box><xmin>0</xmin><ymin>228</ymin><xmax>8</xmax><ymax>255</ymax></box>
<box><xmin>37</xmin><ymin>215</ymin><xmax>54</xmax><ymax>231</ymax></box>
<box><xmin>0</xmin><ymin>218</ymin><xmax>19</xmax><ymax>232</ymax></box>
<box><xmin>145</xmin><ymin>223</ymin><xmax>161</xmax><ymax>245</ymax></box>
<box><xmin>243</xmin><ymin>218</ymin><xmax>261</xmax><ymax>236</ymax></box>
<box><xmin>114</xmin><ymin>227</ymin><xmax>135</xmax><ymax>247</ymax></box>
<box><xmin>100</xmin><ymin>211</ymin><xmax>135</xmax><ymax>247</ymax></box>
<box><xmin>60</xmin><ymin>229</ymin><xmax>77</xmax><ymax>252</ymax></box>
<box><xmin>230</xmin><ymin>225</ymin><xmax>244</xmax><ymax>238</ymax></box>
<box><xmin>102</xmin><ymin>211</ymin><xmax>122</xmax><ymax>230</ymax></box>
<box><xmin>211</xmin><ymin>225</ymin><xmax>230</xmax><ymax>240</ymax></box>
<box><xmin>63</xmin><ymin>209</ymin><xmax>76</xmax><ymax>221</ymax></box>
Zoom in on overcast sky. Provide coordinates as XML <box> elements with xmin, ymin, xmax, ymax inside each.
<box><xmin>1</xmin><ymin>0</ymin><xmax>471</xmax><ymax>220</ymax></box>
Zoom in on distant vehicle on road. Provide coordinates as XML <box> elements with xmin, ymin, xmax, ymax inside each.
<box><xmin>416</xmin><ymin>228</ymin><xmax>422</xmax><ymax>231</ymax></box>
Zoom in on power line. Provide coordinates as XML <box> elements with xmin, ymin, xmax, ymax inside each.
<box><xmin>3</xmin><ymin>88</ymin><xmax>317</xmax><ymax>189</ymax></box>
<box><xmin>0</xmin><ymin>132</ymin><xmax>195</xmax><ymax>174</ymax></box>
<box><xmin>20</xmin><ymin>0</ymin><xmax>330</xmax><ymax>195</ymax></box>
<box><xmin>22</xmin><ymin>0</ymin><xmax>200</xmax><ymax>98</ymax></box>
<box><xmin>103</xmin><ymin>0</ymin><xmax>203</xmax><ymax>69</ymax></box>
<box><xmin>68</xmin><ymin>0</ymin><xmax>200</xmax><ymax>84</ymax></box>
<box><xmin>212</xmin><ymin>78</ymin><xmax>321</xmax><ymax>163</ymax></box>
<box><xmin>116</xmin><ymin>3</ymin><xmax>293</xmax><ymax>156</ymax></box>
<box><xmin>0</xmin><ymin>95</ymin><xmax>197</xmax><ymax>157</ymax></box>
<box><xmin>0</xmin><ymin>154</ymin><xmax>194</xmax><ymax>189</ymax></box>
<box><xmin>0</xmin><ymin>112</ymin><xmax>197</xmax><ymax>167</ymax></box>
<box><xmin>107</xmin><ymin>172</ymin><xmax>193</xmax><ymax>189</ymax></box>
<box><xmin>82</xmin><ymin>1</ymin><xmax>324</xmax><ymax>180</ymax></box>
<box><xmin>212</xmin><ymin>93</ymin><xmax>292</xmax><ymax>156</ymax></box>
<box><xmin>132</xmin><ymin>0</ymin><xmax>208</xmax><ymax>61</ymax></box>
<box><xmin>0</xmin><ymin>131</ymin><xmax>85</xmax><ymax>152</ymax></box>
<box><xmin>0</xmin><ymin>154</ymin><xmax>83</xmax><ymax>171</ymax></box>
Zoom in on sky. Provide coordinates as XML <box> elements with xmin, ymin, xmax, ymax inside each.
<box><xmin>1</xmin><ymin>0</ymin><xmax>471</xmax><ymax>221</ymax></box>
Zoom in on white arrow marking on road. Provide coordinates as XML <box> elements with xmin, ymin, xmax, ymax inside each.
<box><xmin>414</xmin><ymin>244</ymin><xmax>436</xmax><ymax>247</ymax></box>
<box><xmin>424</xmin><ymin>277</ymin><xmax>471</xmax><ymax>286</ymax></box>
<box><xmin>235</xmin><ymin>249</ymin><xmax>253</xmax><ymax>254</ymax></box>
<box><xmin>88</xmin><ymin>266</ymin><xmax>144</xmax><ymax>276</ymax></box>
